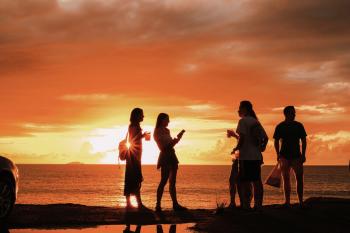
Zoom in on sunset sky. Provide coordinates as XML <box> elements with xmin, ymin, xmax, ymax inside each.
<box><xmin>1</xmin><ymin>0</ymin><xmax>349</xmax><ymax>165</ymax></box>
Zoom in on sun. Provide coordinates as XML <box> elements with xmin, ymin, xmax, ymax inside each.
<box><xmin>87</xmin><ymin>126</ymin><xmax>159</xmax><ymax>164</ymax></box>
<box><xmin>141</xmin><ymin>139</ymin><xmax>159</xmax><ymax>164</ymax></box>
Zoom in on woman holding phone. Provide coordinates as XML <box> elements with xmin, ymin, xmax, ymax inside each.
<box><xmin>154</xmin><ymin>113</ymin><xmax>187</xmax><ymax>212</ymax></box>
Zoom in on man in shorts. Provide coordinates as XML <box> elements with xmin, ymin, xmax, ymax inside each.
<box><xmin>273</xmin><ymin>106</ymin><xmax>307</xmax><ymax>207</ymax></box>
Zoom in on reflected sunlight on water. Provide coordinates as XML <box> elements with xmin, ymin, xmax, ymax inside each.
<box><xmin>11</xmin><ymin>224</ymin><xmax>195</xmax><ymax>233</ymax></box>
<box><xmin>16</xmin><ymin>165</ymin><xmax>350</xmax><ymax>209</ymax></box>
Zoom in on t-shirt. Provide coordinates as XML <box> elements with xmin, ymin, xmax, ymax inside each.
<box><xmin>236</xmin><ymin>116</ymin><xmax>263</xmax><ymax>161</ymax></box>
<box><xmin>273</xmin><ymin>121</ymin><xmax>307</xmax><ymax>160</ymax></box>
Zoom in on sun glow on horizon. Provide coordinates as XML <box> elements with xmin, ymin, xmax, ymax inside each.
<box><xmin>87</xmin><ymin>125</ymin><xmax>160</xmax><ymax>164</ymax></box>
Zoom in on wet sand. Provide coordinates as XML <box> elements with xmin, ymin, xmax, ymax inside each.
<box><xmin>3</xmin><ymin>197</ymin><xmax>350</xmax><ymax>233</ymax></box>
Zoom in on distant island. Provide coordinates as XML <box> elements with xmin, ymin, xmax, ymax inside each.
<box><xmin>66</xmin><ymin>162</ymin><xmax>84</xmax><ymax>165</ymax></box>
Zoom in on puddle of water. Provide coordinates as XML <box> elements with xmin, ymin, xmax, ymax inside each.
<box><xmin>10</xmin><ymin>224</ymin><xmax>196</xmax><ymax>233</ymax></box>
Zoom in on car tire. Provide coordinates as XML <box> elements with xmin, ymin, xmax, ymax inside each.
<box><xmin>0</xmin><ymin>177</ymin><xmax>15</xmax><ymax>220</ymax></box>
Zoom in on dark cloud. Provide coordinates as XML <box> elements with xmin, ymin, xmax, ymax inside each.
<box><xmin>0</xmin><ymin>0</ymin><xmax>349</xmax><ymax>138</ymax></box>
<box><xmin>1</xmin><ymin>0</ymin><xmax>349</xmax><ymax>71</ymax></box>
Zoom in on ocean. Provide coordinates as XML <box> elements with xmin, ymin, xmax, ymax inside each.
<box><xmin>16</xmin><ymin>165</ymin><xmax>350</xmax><ymax>209</ymax></box>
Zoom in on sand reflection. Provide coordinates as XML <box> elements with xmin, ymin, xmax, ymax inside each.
<box><xmin>9</xmin><ymin>224</ymin><xmax>194</xmax><ymax>233</ymax></box>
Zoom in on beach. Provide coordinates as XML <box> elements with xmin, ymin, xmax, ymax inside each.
<box><xmin>3</xmin><ymin>197</ymin><xmax>350</xmax><ymax>233</ymax></box>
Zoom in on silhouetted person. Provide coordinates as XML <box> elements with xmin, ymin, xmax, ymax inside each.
<box><xmin>232</xmin><ymin>101</ymin><xmax>266</xmax><ymax>210</ymax></box>
<box><xmin>124</xmin><ymin>108</ymin><xmax>150</xmax><ymax>209</ymax></box>
<box><xmin>227</xmin><ymin>129</ymin><xmax>241</xmax><ymax>208</ymax></box>
<box><xmin>154</xmin><ymin>113</ymin><xmax>187</xmax><ymax>212</ymax></box>
<box><xmin>273</xmin><ymin>106</ymin><xmax>307</xmax><ymax>207</ymax></box>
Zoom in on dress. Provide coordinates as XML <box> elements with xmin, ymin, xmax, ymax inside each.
<box><xmin>124</xmin><ymin>123</ymin><xmax>143</xmax><ymax>196</ymax></box>
<box><xmin>154</xmin><ymin>127</ymin><xmax>179</xmax><ymax>170</ymax></box>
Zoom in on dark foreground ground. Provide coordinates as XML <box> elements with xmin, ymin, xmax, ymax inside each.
<box><xmin>2</xmin><ymin>197</ymin><xmax>350</xmax><ymax>233</ymax></box>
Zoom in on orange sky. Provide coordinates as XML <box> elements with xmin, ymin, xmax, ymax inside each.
<box><xmin>1</xmin><ymin>0</ymin><xmax>349</xmax><ymax>165</ymax></box>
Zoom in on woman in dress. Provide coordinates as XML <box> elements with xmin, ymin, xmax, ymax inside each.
<box><xmin>124</xmin><ymin>108</ymin><xmax>149</xmax><ymax>209</ymax></box>
<box><xmin>154</xmin><ymin>113</ymin><xmax>187</xmax><ymax>212</ymax></box>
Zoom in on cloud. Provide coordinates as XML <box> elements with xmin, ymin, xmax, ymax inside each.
<box><xmin>1</xmin><ymin>0</ymin><xmax>350</xmax><ymax>165</ymax></box>
<box><xmin>273</xmin><ymin>103</ymin><xmax>346</xmax><ymax>114</ymax></box>
<box><xmin>311</xmin><ymin>131</ymin><xmax>350</xmax><ymax>144</ymax></box>
<box><xmin>285</xmin><ymin>62</ymin><xmax>336</xmax><ymax>81</ymax></box>
<box><xmin>193</xmin><ymin>139</ymin><xmax>234</xmax><ymax>165</ymax></box>
<box><xmin>307</xmin><ymin>131</ymin><xmax>350</xmax><ymax>164</ymax></box>
<box><xmin>323</xmin><ymin>82</ymin><xmax>350</xmax><ymax>91</ymax></box>
<box><xmin>186</xmin><ymin>104</ymin><xmax>219</xmax><ymax>111</ymax></box>
<box><xmin>60</xmin><ymin>94</ymin><xmax>112</xmax><ymax>101</ymax></box>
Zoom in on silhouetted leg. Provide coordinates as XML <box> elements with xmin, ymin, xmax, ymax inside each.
<box><xmin>135</xmin><ymin>187</ymin><xmax>143</xmax><ymax>208</ymax></box>
<box><xmin>157</xmin><ymin>167</ymin><xmax>170</xmax><ymax>209</ymax></box>
<box><xmin>281</xmin><ymin>159</ymin><xmax>291</xmax><ymax>205</ymax></box>
<box><xmin>236</xmin><ymin>179</ymin><xmax>244</xmax><ymax>207</ymax></box>
<box><xmin>136</xmin><ymin>195</ymin><xmax>142</xmax><ymax>208</ymax></box>
<box><xmin>169</xmin><ymin>167</ymin><xmax>178</xmax><ymax>206</ymax></box>
<box><xmin>247</xmin><ymin>182</ymin><xmax>253</xmax><ymax>207</ymax></box>
<box><xmin>239</xmin><ymin>181</ymin><xmax>251</xmax><ymax>209</ymax></box>
<box><xmin>238</xmin><ymin>160</ymin><xmax>250</xmax><ymax>209</ymax></box>
<box><xmin>253</xmin><ymin>179</ymin><xmax>264</xmax><ymax>208</ymax></box>
<box><xmin>229</xmin><ymin>160</ymin><xmax>239</xmax><ymax>207</ymax></box>
<box><xmin>170</xmin><ymin>224</ymin><xmax>176</xmax><ymax>233</ymax></box>
<box><xmin>157</xmin><ymin>225</ymin><xmax>164</xmax><ymax>233</ymax></box>
<box><xmin>292</xmin><ymin>160</ymin><xmax>304</xmax><ymax>206</ymax></box>
<box><xmin>135</xmin><ymin>225</ymin><xmax>142</xmax><ymax>233</ymax></box>
<box><xmin>229</xmin><ymin>182</ymin><xmax>236</xmax><ymax>207</ymax></box>
<box><xmin>123</xmin><ymin>224</ymin><xmax>130</xmax><ymax>233</ymax></box>
<box><xmin>126</xmin><ymin>195</ymin><xmax>132</xmax><ymax>208</ymax></box>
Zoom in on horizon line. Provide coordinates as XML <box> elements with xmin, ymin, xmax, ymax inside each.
<box><xmin>15</xmin><ymin>163</ymin><xmax>349</xmax><ymax>166</ymax></box>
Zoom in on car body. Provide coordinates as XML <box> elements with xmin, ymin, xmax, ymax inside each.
<box><xmin>0</xmin><ymin>155</ymin><xmax>19</xmax><ymax>219</ymax></box>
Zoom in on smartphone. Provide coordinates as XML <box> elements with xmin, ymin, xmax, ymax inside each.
<box><xmin>178</xmin><ymin>129</ymin><xmax>185</xmax><ymax>138</ymax></box>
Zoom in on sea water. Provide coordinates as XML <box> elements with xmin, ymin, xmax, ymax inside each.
<box><xmin>16</xmin><ymin>165</ymin><xmax>350</xmax><ymax>209</ymax></box>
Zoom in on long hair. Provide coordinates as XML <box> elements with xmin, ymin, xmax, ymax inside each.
<box><xmin>130</xmin><ymin>108</ymin><xmax>143</xmax><ymax>125</ymax></box>
<box><xmin>155</xmin><ymin>113</ymin><xmax>169</xmax><ymax>129</ymax></box>
<box><xmin>239</xmin><ymin>100</ymin><xmax>258</xmax><ymax>120</ymax></box>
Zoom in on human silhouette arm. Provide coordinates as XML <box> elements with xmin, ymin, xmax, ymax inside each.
<box><xmin>301</xmin><ymin>137</ymin><xmax>307</xmax><ymax>163</ymax></box>
<box><xmin>155</xmin><ymin>128</ymin><xmax>184</xmax><ymax>151</ymax></box>
<box><xmin>274</xmin><ymin>139</ymin><xmax>280</xmax><ymax>161</ymax></box>
<box><xmin>233</xmin><ymin>119</ymin><xmax>245</xmax><ymax>154</ymax></box>
<box><xmin>227</xmin><ymin>129</ymin><xmax>239</xmax><ymax>139</ymax></box>
<box><xmin>169</xmin><ymin>130</ymin><xmax>185</xmax><ymax>147</ymax></box>
<box><xmin>232</xmin><ymin>133</ymin><xmax>245</xmax><ymax>154</ymax></box>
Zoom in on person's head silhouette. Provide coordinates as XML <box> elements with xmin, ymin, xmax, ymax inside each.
<box><xmin>283</xmin><ymin>106</ymin><xmax>296</xmax><ymax>121</ymax></box>
<box><xmin>155</xmin><ymin>113</ymin><xmax>170</xmax><ymax>128</ymax></box>
<box><xmin>130</xmin><ymin>108</ymin><xmax>144</xmax><ymax>125</ymax></box>
<box><xmin>238</xmin><ymin>100</ymin><xmax>258</xmax><ymax>119</ymax></box>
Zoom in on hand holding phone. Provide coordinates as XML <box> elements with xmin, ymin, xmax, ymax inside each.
<box><xmin>177</xmin><ymin>129</ymin><xmax>185</xmax><ymax>139</ymax></box>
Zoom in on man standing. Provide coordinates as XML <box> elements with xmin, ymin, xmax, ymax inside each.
<box><xmin>273</xmin><ymin>106</ymin><xmax>307</xmax><ymax>207</ymax></box>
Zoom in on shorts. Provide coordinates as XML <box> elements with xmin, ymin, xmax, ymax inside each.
<box><xmin>238</xmin><ymin>160</ymin><xmax>262</xmax><ymax>182</ymax></box>
<box><xmin>280</xmin><ymin>157</ymin><xmax>303</xmax><ymax>176</ymax></box>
